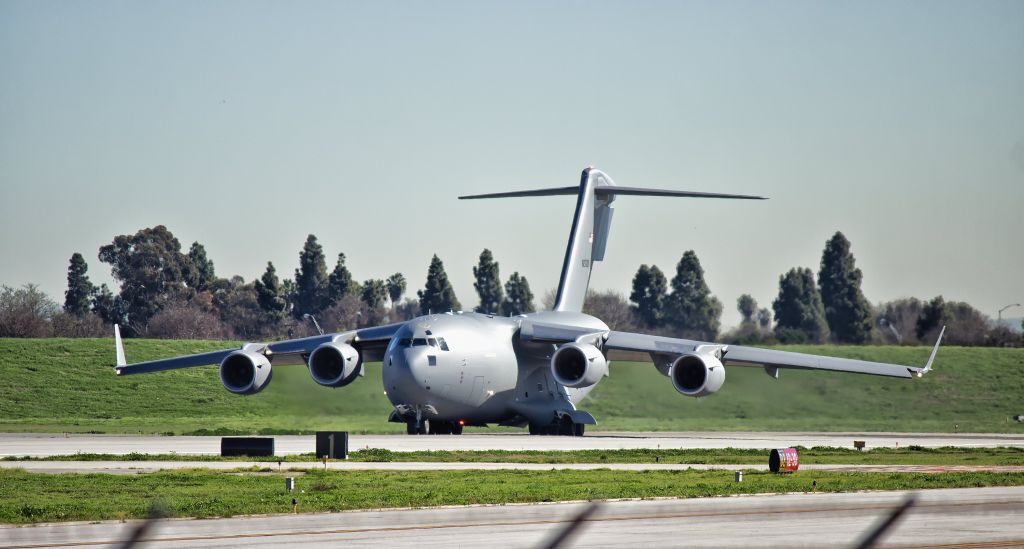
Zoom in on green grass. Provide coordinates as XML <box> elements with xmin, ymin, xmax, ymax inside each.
<box><xmin>2</xmin><ymin>467</ymin><xmax>1023</xmax><ymax>524</ymax></box>
<box><xmin>1</xmin><ymin>338</ymin><xmax>1022</xmax><ymax>434</ymax></box>
<box><xmin>7</xmin><ymin>446</ymin><xmax>1024</xmax><ymax>466</ymax></box>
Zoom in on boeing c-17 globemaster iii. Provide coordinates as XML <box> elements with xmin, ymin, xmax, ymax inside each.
<box><xmin>113</xmin><ymin>167</ymin><xmax>945</xmax><ymax>436</ymax></box>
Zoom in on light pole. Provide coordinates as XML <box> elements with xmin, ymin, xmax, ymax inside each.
<box><xmin>997</xmin><ymin>303</ymin><xmax>1021</xmax><ymax>324</ymax></box>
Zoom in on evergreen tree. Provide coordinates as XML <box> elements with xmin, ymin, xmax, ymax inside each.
<box><xmin>818</xmin><ymin>231</ymin><xmax>873</xmax><ymax>343</ymax></box>
<box><xmin>361</xmin><ymin>279</ymin><xmax>388</xmax><ymax>309</ymax></box>
<box><xmin>772</xmin><ymin>267</ymin><xmax>829</xmax><ymax>343</ymax></box>
<box><xmin>91</xmin><ymin>283</ymin><xmax>126</xmax><ymax>326</ymax></box>
<box><xmin>664</xmin><ymin>251</ymin><xmax>722</xmax><ymax>339</ymax></box>
<box><xmin>737</xmin><ymin>294</ymin><xmax>757</xmax><ymax>324</ymax></box>
<box><xmin>64</xmin><ymin>252</ymin><xmax>93</xmax><ymax>316</ymax></box>
<box><xmin>187</xmin><ymin>242</ymin><xmax>216</xmax><ymax>292</ymax></box>
<box><xmin>293</xmin><ymin>235</ymin><xmax>329</xmax><ymax>316</ymax></box>
<box><xmin>254</xmin><ymin>261</ymin><xmax>287</xmax><ymax>322</ymax></box>
<box><xmin>327</xmin><ymin>252</ymin><xmax>357</xmax><ymax>304</ymax></box>
<box><xmin>916</xmin><ymin>295</ymin><xmax>950</xmax><ymax>341</ymax></box>
<box><xmin>756</xmin><ymin>308</ymin><xmax>772</xmax><ymax>330</ymax></box>
<box><xmin>417</xmin><ymin>255</ymin><xmax>461</xmax><ymax>314</ymax></box>
<box><xmin>629</xmin><ymin>264</ymin><xmax>667</xmax><ymax>327</ymax></box>
<box><xmin>502</xmin><ymin>272</ymin><xmax>535</xmax><ymax>316</ymax></box>
<box><xmin>386</xmin><ymin>273</ymin><xmax>406</xmax><ymax>305</ymax></box>
<box><xmin>473</xmin><ymin>249</ymin><xmax>503</xmax><ymax>313</ymax></box>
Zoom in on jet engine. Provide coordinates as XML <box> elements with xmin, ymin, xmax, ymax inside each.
<box><xmin>670</xmin><ymin>351</ymin><xmax>725</xmax><ymax>397</ymax></box>
<box><xmin>219</xmin><ymin>350</ymin><xmax>272</xmax><ymax>395</ymax></box>
<box><xmin>308</xmin><ymin>342</ymin><xmax>361</xmax><ymax>387</ymax></box>
<box><xmin>551</xmin><ymin>342</ymin><xmax>608</xmax><ymax>388</ymax></box>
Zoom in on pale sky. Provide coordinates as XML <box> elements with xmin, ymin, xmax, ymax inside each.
<box><xmin>1</xmin><ymin>1</ymin><xmax>1022</xmax><ymax>329</ymax></box>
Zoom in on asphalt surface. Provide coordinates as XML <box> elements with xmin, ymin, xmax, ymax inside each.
<box><xmin>3</xmin><ymin>431</ymin><xmax>1023</xmax><ymax>457</ymax></box>
<box><xmin>3</xmin><ymin>486</ymin><xmax>1022</xmax><ymax>548</ymax></box>
<box><xmin>3</xmin><ymin>460</ymin><xmax>1023</xmax><ymax>474</ymax></box>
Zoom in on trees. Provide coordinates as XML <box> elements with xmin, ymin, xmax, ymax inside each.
<box><xmin>417</xmin><ymin>255</ymin><xmax>460</xmax><ymax>315</ymax></box>
<box><xmin>584</xmin><ymin>290</ymin><xmax>639</xmax><ymax>332</ymax></box>
<box><xmin>737</xmin><ymin>294</ymin><xmax>758</xmax><ymax>324</ymax></box>
<box><xmin>818</xmin><ymin>232</ymin><xmax>873</xmax><ymax>343</ymax></box>
<box><xmin>629</xmin><ymin>264</ymin><xmax>667</xmax><ymax>328</ymax></box>
<box><xmin>360</xmin><ymin>279</ymin><xmax>388</xmax><ymax>309</ymax></box>
<box><xmin>473</xmin><ymin>249</ymin><xmax>503</xmax><ymax>314</ymax></box>
<box><xmin>293</xmin><ymin>235</ymin><xmax>329</xmax><ymax>316</ymax></box>
<box><xmin>916</xmin><ymin>296</ymin><xmax>950</xmax><ymax>342</ymax></box>
<box><xmin>254</xmin><ymin>262</ymin><xmax>288</xmax><ymax>322</ymax></box>
<box><xmin>772</xmin><ymin>267</ymin><xmax>829</xmax><ymax>343</ymax></box>
<box><xmin>664</xmin><ymin>251</ymin><xmax>722</xmax><ymax>340</ymax></box>
<box><xmin>327</xmin><ymin>252</ymin><xmax>357</xmax><ymax>305</ymax></box>
<box><xmin>0</xmin><ymin>284</ymin><xmax>58</xmax><ymax>337</ymax></box>
<box><xmin>386</xmin><ymin>273</ymin><xmax>406</xmax><ymax>306</ymax></box>
<box><xmin>64</xmin><ymin>253</ymin><xmax>93</xmax><ymax>316</ymax></box>
<box><xmin>97</xmin><ymin>225</ymin><xmax>197</xmax><ymax>333</ymax></box>
<box><xmin>187</xmin><ymin>242</ymin><xmax>216</xmax><ymax>292</ymax></box>
<box><xmin>502</xmin><ymin>272</ymin><xmax>535</xmax><ymax>316</ymax></box>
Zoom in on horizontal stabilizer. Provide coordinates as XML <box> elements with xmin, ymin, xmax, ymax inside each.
<box><xmin>460</xmin><ymin>186</ymin><xmax>766</xmax><ymax>201</ymax></box>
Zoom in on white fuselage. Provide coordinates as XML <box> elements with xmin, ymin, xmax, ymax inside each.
<box><xmin>381</xmin><ymin>311</ymin><xmax>608</xmax><ymax>426</ymax></box>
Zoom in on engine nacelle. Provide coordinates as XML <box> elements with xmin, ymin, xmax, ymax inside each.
<box><xmin>551</xmin><ymin>342</ymin><xmax>608</xmax><ymax>388</ymax></box>
<box><xmin>670</xmin><ymin>351</ymin><xmax>726</xmax><ymax>397</ymax></box>
<box><xmin>219</xmin><ymin>350</ymin><xmax>272</xmax><ymax>395</ymax></box>
<box><xmin>308</xmin><ymin>342</ymin><xmax>361</xmax><ymax>387</ymax></box>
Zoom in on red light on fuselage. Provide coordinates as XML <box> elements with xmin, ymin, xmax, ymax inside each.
<box><xmin>458</xmin><ymin>419</ymin><xmax>465</xmax><ymax>426</ymax></box>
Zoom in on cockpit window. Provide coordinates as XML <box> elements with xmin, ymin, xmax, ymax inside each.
<box><xmin>412</xmin><ymin>338</ymin><xmax>427</xmax><ymax>347</ymax></box>
<box><xmin>438</xmin><ymin>337</ymin><xmax>450</xmax><ymax>351</ymax></box>
<box><xmin>427</xmin><ymin>338</ymin><xmax>437</xmax><ymax>347</ymax></box>
<box><xmin>398</xmin><ymin>338</ymin><xmax>412</xmax><ymax>347</ymax></box>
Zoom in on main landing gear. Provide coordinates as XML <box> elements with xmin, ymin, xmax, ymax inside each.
<box><xmin>406</xmin><ymin>419</ymin><xmax>464</xmax><ymax>435</ymax></box>
<box><xmin>528</xmin><ymin>415</ymin><xmax>585</xmax><ymax>436</ymax></box>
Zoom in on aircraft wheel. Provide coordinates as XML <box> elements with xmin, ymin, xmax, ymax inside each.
<box><xmin>573</xmin><ymin>423</ymin><xmax>585</xmax><ymax>437</ymax></box>
<box><xmin>406</xmin><ymin>421</ymin><xmax>417</xmax><ymax>435</ymax></box>
<box><xmin>558</xmin><ymin>416</ymin><xmax>574</xmax><ymax>436</ymax></box>
<box><xmin>528</xmin><ymin>423</ymin><xmax>540</xmax><ymax>436</ymax></box>
<box><xmin>432</xmin><ymin>422</ymin><xmax>452</xmax><ymax>435</ymax></box>
<box><xmin>417</xmin><ymin>419</ymin><xmax>430</xmax><ymax>435</ymax></box>
<box><xmin>451</xmin><ymin>422</ymin><xmax>464</xmax><ymax>435</ymax></box>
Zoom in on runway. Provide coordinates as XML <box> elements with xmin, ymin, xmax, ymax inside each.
<box><xmin>3</xmin><ymin>460</ymin><xmax>1023</xmax><ymax>474</ymax></box>
<box><xmin>2</xmin><ymin>486</ymin><xmax>1022</xmax><ymax>548</ymax></box>
<box><xmin>3</xmin><ymin>431</ymin><xmax>1023</xmax><ymax>457</ymax></box>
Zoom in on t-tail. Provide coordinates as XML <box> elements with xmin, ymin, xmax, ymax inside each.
<box><xmin>459</xmin><ymin>167</ymin><xmax>766</xmax><ymax>312</ymax></box>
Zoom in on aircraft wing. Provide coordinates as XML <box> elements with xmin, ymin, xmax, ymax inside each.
<box><xmin>113</xmin><ymin>322</ymin><xmax>404</xmax><ymax>375</ymax></box>
<box><xmin>603</xmin><ymin>327</ymin><xmax>945</xmax><ymax>379</ymax></box>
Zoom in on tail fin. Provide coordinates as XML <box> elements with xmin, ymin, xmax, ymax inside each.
<box><xmin>460</xmin><ymin>167</ymin><xmax>766</xmax><ymax>312</ymax></box>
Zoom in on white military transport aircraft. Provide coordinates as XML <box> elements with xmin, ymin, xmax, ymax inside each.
<box><xmin>114</xmin><ymin>167</ymin><xmax>944</xmax><ymax>436</ymax></box>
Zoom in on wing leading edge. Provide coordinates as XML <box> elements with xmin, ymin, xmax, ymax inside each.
<box><xmin>603</xmin><ymin>327</ymin><xmax>946</xmax><ymax>379</ymax></box>
<box><xmin>113</xmin><ymin>322</ymin><xmax>405</xmax><ymax>376</ymax></box>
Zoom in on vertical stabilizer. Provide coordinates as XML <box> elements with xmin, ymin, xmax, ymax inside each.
<box><xmin>553</xmin><ymin>168</ymin><xmax>616</xmax><ymax>312</ymax></box>
<box><xmin>457</xmin><ymin>168</ymin><xmax>766</xmax><ymax>314</ymax></box>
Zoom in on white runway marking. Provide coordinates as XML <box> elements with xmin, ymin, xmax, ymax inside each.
<box><xmin>2</xmin><ymin>431</ymin><xmax>1022</xmax><ymax>457</ymax></box>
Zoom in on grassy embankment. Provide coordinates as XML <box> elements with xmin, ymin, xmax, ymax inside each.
<box><xmin>3</xmin><ymin>467</ymin><xmax>1023</xmax><ymax>524</ymax></box>
<box><xmin>8</xmin><ymin>447</ymin><xmax>1024</xmax><ymax>466</ymax></box>
<box><xmin>1</xmin><ymin>338</ymin><xmax>1022</xmax><ymax>434</ymax></box>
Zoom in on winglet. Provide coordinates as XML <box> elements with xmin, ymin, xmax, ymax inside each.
<box><xmin>114</xmin><ymin>324</ymin><xmax>126</xmax><ymax>371</ymax></box>
<box><xmin>915</xmin><ymin>325</ymin><xmax>945</xmax><ymax>378</ymax></box>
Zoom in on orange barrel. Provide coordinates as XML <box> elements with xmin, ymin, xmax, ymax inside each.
<box><xmin>769</xmin><ymin>447</ymin><xmax>799</xmax><ymax>473</ymax></box>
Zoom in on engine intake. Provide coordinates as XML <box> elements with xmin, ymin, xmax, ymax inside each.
<box><xmin>219</xmin><ymin>350</ymin><xmax>272</xmax><ymax>395</ymax></box>
<box><xmin>308</xmin><ymin>342</ymin><xmax>361</xmax><ymax>387</ymax></box>
<box><xmin>670</xmin><ymin>351</ymin><xmax>725</xmax><ymax>397</ymax></box>
<box><xmin>551</xmin><ymin>342</ymin><xmax>608</xmax><ymax>388</ymax></box>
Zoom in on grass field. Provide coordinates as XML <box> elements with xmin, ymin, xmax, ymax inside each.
<box><xmin>2</xmin><ymin>467</ymin><xmax>1023</xmax><ymax>524</ymax></box>
<box><xmin>1</xmin><ymin>338</ymin><xmax>1022</xmax><ymax>434</ymax></box>
<box><xmin>7</xmin><ymin>446</ymin><xmax>1024</xmax><ymax>465</ymax></box>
